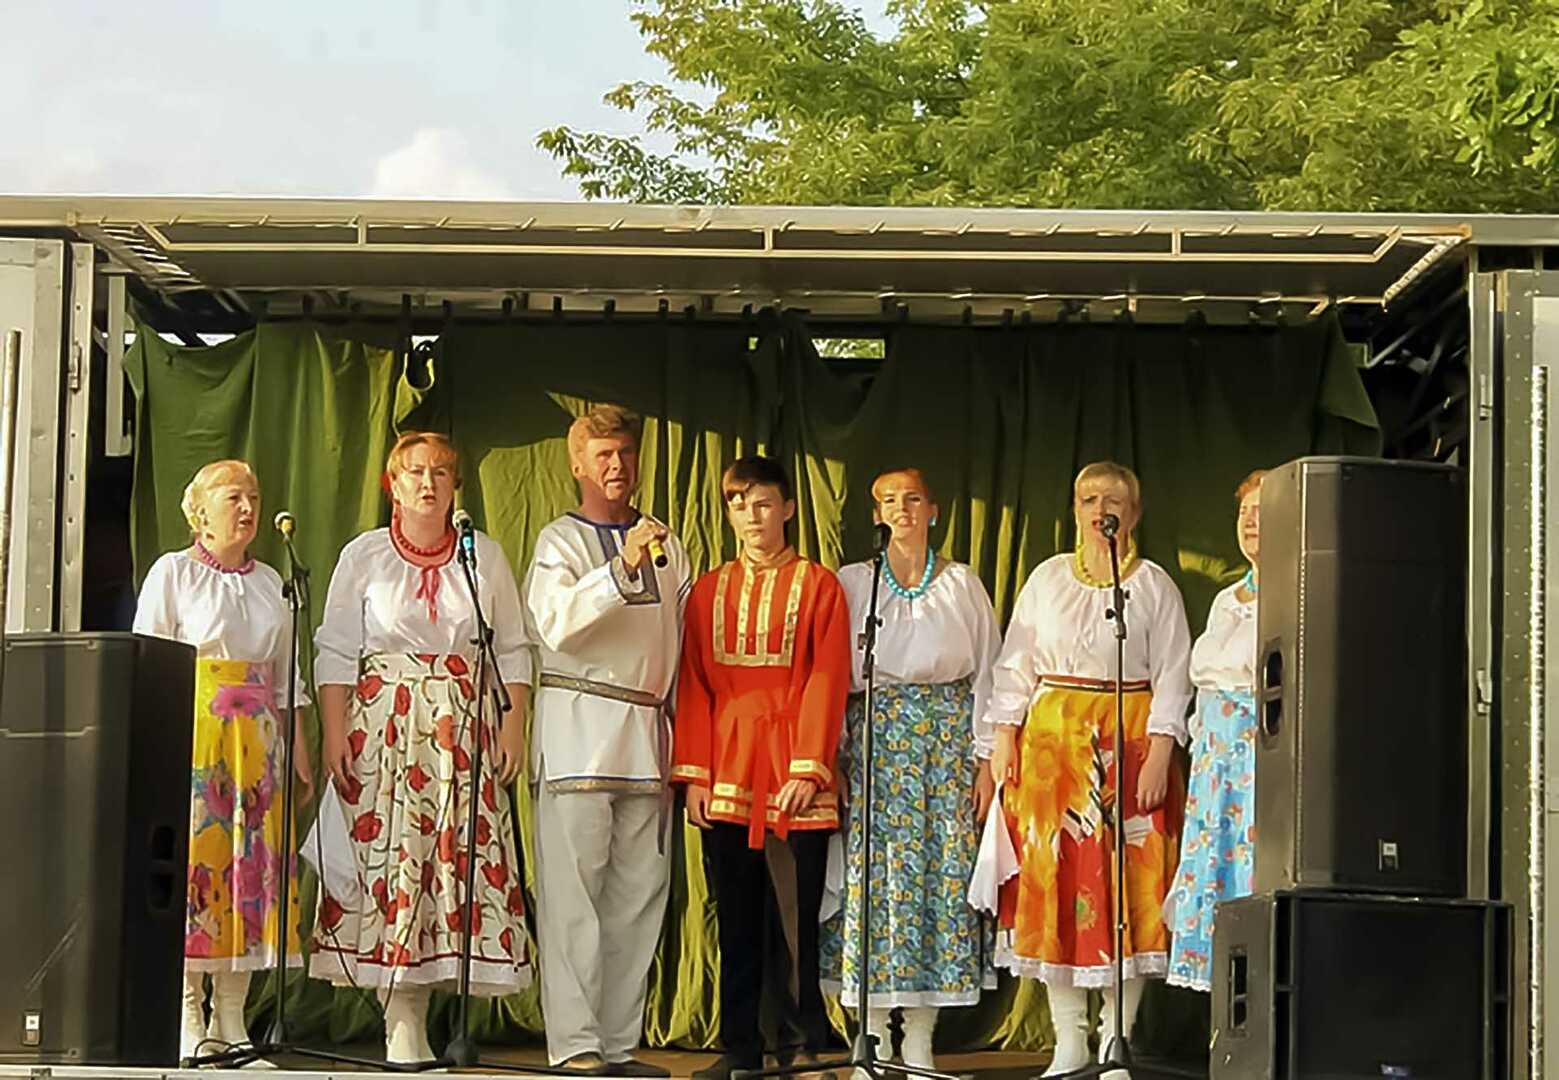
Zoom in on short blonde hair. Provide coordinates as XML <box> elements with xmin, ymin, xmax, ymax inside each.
<box><xmin>1073</xmin><ymin>461</ymin><xmax>1141</xmax><ymax>510</ymax></box>
<box><xmin>386</xmin><ymin>431</ymin><xmax>460</xmax><ymax>487</ymax></box>
<box><xmin>567</xmin><ymin>404</ymin><xmax>643</xmax><ymax>464</ymax></box>
<box><xmin>181</xmin><ymin>459</ymin><xmax>258</xmax><ymax>535</ymax></box>
<box><xmin>1235</xmin><ymin>468</ymin><xmax>1268</xmax><ymax>504</ymax></box>
<box><xmin>870</xmin><ymin>467</ymin><xmax>935</xmax><ymax>506</ymax></box>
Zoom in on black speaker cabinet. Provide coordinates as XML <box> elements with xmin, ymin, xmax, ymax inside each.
<box><xmin>1255</xmin><ymin>457</ymin><xmax>1466</xmax><ymax>897</ymax></box>
<box><xmin>1211</xmin><ymin>891</ymin><xmax>1510</xmax><ymax>1080</ymax></box>
<box><xmin>0</xmin><ymin>632</ymin><xmax>194</xmax><ymax>1065</ymax></box>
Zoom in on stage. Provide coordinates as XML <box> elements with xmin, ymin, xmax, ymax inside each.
<box><xmin>0</xmin><ymin>1049</ymin><xmax>1064</xmax><ymax>1080</ymax></box>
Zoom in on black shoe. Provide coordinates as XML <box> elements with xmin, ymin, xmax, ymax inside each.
<box><xmin>606</xmin><ymin>1058</ymin><xmax>671</xmax><ymax>1078</ymax></box>
<box><xmin>693</xmin><ymin>1054</ymin><xmax>761</xmax><ymax>1080</ymax></box>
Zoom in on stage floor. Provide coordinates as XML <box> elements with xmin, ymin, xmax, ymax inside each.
<box><xmin>0</xmin><ymin>1047</ymin><xmax>1059</xmax><ymax>1080</ymax></box>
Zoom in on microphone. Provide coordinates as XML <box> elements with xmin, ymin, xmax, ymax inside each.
<box><xmin>873</xmin><ymin>521</ymin><xmax>892</xmax><ymax>553</ymax></box>
<box><xmin>452</xmin><ymin>509</ymin><xmax>477</xmax><ymax>561</ymax></box>
<box><xmin>273</xmin><ymin>511</ymin><xmax>296</xmax><ymax>539</ymax></box>
<box><xmin>1100</xmin><ymin>513</ymin><xmax>1120</xmax><ymax>539</ymax></box>
<box><xmin>646</xmin><ymin>536</ymin><xmax>669</xmax><ymax>569</ymax></box>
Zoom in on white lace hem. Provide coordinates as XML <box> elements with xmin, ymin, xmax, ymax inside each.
<box><xmin>993</xmin><ymin>940</ymin><xmax>1168</xmax><ymax>988</ymax></box>
<box><xmin>1165</xmin><ymin>971</ymin><xmax>1212</xmax><ymax>994</ymax></box>
<box><xmin>309</xmin><ymin>950</ymin><xmax>531</xmax><ymax>994</ymax></box>
<box><xmin>823</xmin><ymin>977</ymin><xmax>998</xmax><ymax>1009</ymax></box>
<box><xmin>185</xmin><ymin>952</ymin><xmax>304</xmax><ymax>974</ymax></box>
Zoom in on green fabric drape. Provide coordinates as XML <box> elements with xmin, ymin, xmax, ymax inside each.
<box><xmin>126</xmin><ymin>313</ymin><xmax>1378</xmax><ymax>1060</ymax></box>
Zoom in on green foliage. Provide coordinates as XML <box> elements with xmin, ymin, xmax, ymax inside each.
<box><xmin>538</xmin><ymin>0</ymin><xmax>1559</xmax><ymax>211</ymax></box>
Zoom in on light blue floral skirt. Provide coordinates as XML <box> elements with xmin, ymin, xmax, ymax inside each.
<box><xmin>820</xmin><ymin>678</ymin><xmax>993</xmax><ymax>1008</ymax></box>
<box><xmin>1164</xmin><ymin>687</ymin><xmax>1257</xmax><ymax>992</ymax></box>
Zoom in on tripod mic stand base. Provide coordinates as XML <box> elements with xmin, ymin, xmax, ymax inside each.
<box><xmin>443</xmin><ymin>1034</ymin><xmax>480</xmax><ymax>1069</ymax></box>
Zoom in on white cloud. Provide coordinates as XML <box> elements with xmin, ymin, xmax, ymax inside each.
<box><xmin>370</xmin><ymin>128</ymin><xmax>514</xmax><ymax>200</ymax></box>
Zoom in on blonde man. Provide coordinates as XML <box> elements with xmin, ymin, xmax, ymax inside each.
<box><xmin>524</xmin><ymin>405</ymin><xmax>691</xmax><ymax>1076</ymax></box>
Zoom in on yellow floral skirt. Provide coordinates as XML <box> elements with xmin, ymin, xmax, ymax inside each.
<box><xmin>995</xmin><ymin>677</ymin><xmax>1184</xmax><ymax>988</ymax></box>
<box><xmin>185</xmin><ymin>658</ymin><xmax>302</xmax><ymax>971</ymax></box>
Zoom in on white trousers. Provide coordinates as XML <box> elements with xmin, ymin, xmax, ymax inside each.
<box><xmin>534</xmin><ymin>786</ymin><xmax>670</xmax><ymax>1065</ymax></box>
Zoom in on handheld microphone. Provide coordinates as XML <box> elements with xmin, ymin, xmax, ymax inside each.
<box><xmin>1100</xmin><ymin>513</ymin><xmax>1120</xmax><ymax>539</ymax></box>
<box><xmin>452</xmin><ymin>509</ymin><xmax>477</xmax><ymax>562</ymax></box>
<box><xmin>273</xmin><ymin>511</ymin><xmax>296</xmax><ymax>539</ymax></box>
<box><xmin>873</xmin><ymin>521</ymin><xmax>892</xmax><ymax>553</ymax></box>
<box><xmin>646</xmin><ymin>536</ymin><xmax>669</xmax><ymax>569</ymax></box>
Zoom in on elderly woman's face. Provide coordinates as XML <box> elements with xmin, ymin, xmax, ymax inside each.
<box><xmin>200</xmin><ymin>475</ymin><xmax>260</xmax><ymax>549</ymax></box>
<box><xmin>392</xmin><ymin>443</ymin><xmax>457</xmax><ymax>521</ymax></box>
<box><xmin>1074</xmin><ymin>475</ymin><xmax>1137</xmax><ymax>548</ymax></box>
<box><xmin>874</xmin><ymin>473</ymin><xmax>935</xmax><ymax>543</ymax></box>
<box><xmin>1236</xmin><ymin>487</ymin><xmax>1260</xmax><ymax>563</ymax></box>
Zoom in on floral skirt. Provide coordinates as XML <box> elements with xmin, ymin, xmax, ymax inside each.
<box><xmin>310</xmin><ymin>653</ymin><xmax>530</xmax><ymax>993</ymax></box>
<box><xmin>1164</xmin><ymin>688</ymin><xmax>1256</xmax><ymax>992</ymax></box>
<box><xmin>820</xmin><ymin>679</ymin><xmax>994</xmax><ymax>1008</ymax></box>
<box><xmin>995</xmin><ymin>678</ymin><xmax>1184</xmax><ymax>988</ymax></box>
<box><xmin>186</xmin><ymin>658</ymin><xmax>302</xmax><ymax>971</ymax></box>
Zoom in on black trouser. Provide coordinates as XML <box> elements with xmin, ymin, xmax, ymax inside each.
<box><xmin>704</xmin><ymin>823</ymin><xmax>831</xmax><ymax>1067</ymax></box>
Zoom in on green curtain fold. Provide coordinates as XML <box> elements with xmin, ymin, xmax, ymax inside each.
<box><xmin>126</xmin><ymin>313</ymin><xmax>1378</xmax><ymax>1060</ymax></box>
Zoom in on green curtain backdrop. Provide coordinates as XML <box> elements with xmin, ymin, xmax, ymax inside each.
<box><xmin>126</xmin><ymin>313</ymin><xmax>1378</xmax><ymax>1059</ymax></box>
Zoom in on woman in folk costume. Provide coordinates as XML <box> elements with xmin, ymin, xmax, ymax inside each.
<box><xmin>1164</xmin><ymin>470</ymin><xmax>1264</xmax><ymax>992</ymax></box>
<box><xmin>987</xmin><ymin>461</ymin><xmax>1193</xmax><ymax>1077</ymax></box>
<box><xmin>133</xmin><ymin>459</ymin><xmax>311</xmax><ymax>1060</ymax></box>
<box><xmin>312</xmin><ymin>432</ymin><xmax>532</xmax><ymax>1064</ymax></box>
<box><xmin>820</xmin><ymin>468</ymin><xmax>1000</xmax><ymax>1072</ymax></box>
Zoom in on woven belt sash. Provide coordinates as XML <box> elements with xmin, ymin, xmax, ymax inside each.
<box><xmin>538</xmin><ymin>672</ymin><xmax>664</xmax><ymax>709</ymax></box>
<box><xmin>1039</xmin><ymin>674</ymin><xmax>1152</xmax><ymax>693</ymax></box>
<box><xmin>537</xmin><ymin>671</ymin><xmax>672</xmax><ymax>854</ymax></box>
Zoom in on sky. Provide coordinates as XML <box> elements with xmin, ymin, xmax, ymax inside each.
<box><xmin>0</xmin><ymin>0</ymin><xmax>889</xmax><ymax>202</ymax></box>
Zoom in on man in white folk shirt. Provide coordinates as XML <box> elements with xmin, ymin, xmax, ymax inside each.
<box><xmin>524</xmin><ymin>404</ymin><xmax>691</xmax><ymax>1077</ymax></box>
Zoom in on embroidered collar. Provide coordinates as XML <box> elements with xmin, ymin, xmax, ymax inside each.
<box><xmin>567</xmin><ymin>509</ymin><xmax>640</xmax><ymax>531</ymax></box>
<box><xmin>741</xmin><ymin>545</ymin><xmax>797</xmax><ymax>572</ymax></box>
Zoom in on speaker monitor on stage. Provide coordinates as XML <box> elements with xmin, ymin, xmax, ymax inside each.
<box><xmin>0</xmin><ymin>633</ymin><xmax>193</xmax><ymax>1066</ymax></box>
<box><xmin>1255</xmin><ymin>457</ymin><xmax>1467</xmax><ymax>897</ymax></box>
<box><xmin>1210</xmin><ymin>891</ymin><xmax>1510</xmax><ymax>1080</ymax></box>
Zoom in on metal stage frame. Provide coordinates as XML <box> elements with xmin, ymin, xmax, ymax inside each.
<box><xmin>2</xmin><ymin>196</ymin><xmax>1558</xmax><ymax>1076</ymax></box>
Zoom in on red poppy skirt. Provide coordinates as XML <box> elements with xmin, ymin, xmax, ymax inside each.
<box><xmin>310</xmin><ymin>652</ymin><xmax>530</xmax><ymax>993</ymax></box>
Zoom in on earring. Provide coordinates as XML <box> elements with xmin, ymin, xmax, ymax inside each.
<box><xmin>930</xmin><ymin>515</ymin><xmax>938</xmax><ymax>528</ymax></box>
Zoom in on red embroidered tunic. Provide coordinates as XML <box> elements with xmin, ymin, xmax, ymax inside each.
<box><xmin>672</xmin><ymin>552</ymin><xmax>850</xmax><ymax>848</ymax></box>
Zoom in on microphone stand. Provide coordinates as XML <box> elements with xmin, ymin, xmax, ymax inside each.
<box><xmin>1057</xmin><ymin>527</ymin><xmax>1199</xmax><ymax>1080</ymax></box>
<box><xmin>440</xmin><ymin>524</ymin><xmax>580</xmax><ymax>1076</ymax></box>
<box><xmin>738</xmin><ymin>527</ymin><xmax>956</xmax><ymax>1080</ymax></box>
<box><xmin>444</xmin><ymin>526</ymin><xmax>510</xmax><ymax>1068</ymax></box>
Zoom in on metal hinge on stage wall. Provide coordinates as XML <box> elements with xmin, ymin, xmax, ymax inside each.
<box><xmin>66</xmin><ymin>342</ymin><xmax>82</xmax><ymax>393</ymax></box>
<box><xmin>1476</xmin><ymin>669</ymin><xmax>1494</xmax><ymax>714</ymax></box>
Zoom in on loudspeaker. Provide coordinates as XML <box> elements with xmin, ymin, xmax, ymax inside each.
<box><xmin>1255</xmin><ymin>457</ymin><xmax>1466</xmax><ymax>897</ymax></box>
<box><xmin>0</xmin><ymin>632</ymin><xmax>194</xmax><ymax>1065</ymax></box>
<box><xmin>1211</xmin><ymin>891</ymin><xmax>1510</xmax><ymax>1080</ymax></box>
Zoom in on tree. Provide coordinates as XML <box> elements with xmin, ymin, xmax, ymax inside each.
<box><xmin>537</xmin><ymin>0</ymin><xmax>1559</xmax><ymax>211</ymax></box>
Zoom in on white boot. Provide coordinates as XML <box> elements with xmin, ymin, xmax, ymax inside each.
<box><xmin>1097</xmin><ymin>978</ymin><xmax>1146</xmax><ymax>1079</ymax></box>
<box><xmin>207</xmin><ymin>971</ymin><xmax>253</xmax><ymax>1049</ymax></box>
<box><xmin>852</xmin><ymin>1007</ymin><xmax>893</xmax><ymax>1080</ymax></box>
<box><xmin>179</xmin><ymin>974</ymin><xmax>207</xmax><ymax>1063</ymax></box>
<box><xmin>384</xmin><ymin>987</ymin><xmax>435</xmax><ymax>1065</ymax></box>
<box><xmin>1043</xmin><ymin>986</ymin><xmax>1089</xmax><ymax>1077</ymax></box>
<box><xmin>900</xmin><ymin>1008</ymin><xmax>937</xmax><ymax>1070</ymax></box>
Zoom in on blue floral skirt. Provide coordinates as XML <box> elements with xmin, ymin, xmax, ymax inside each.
<box><xmin>1164</xmin><ymin>688</ymin><xmax>1257</xmax><ymax>991</ymax></box>
<box><xmin>819</xmin><ymin>678</ymin><xmax>994</xmax><ymax>1007</ymax></box>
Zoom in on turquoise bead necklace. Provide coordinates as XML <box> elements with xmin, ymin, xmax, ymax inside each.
<box><xmin>885</xmin><ymin>545</ymin><xmax>936</xmax><ymax>601</ymax></box>
<box><xmin>1241</xmin><ymin>568</ymin><xmax>1258</xmax><ymax>594</ymax></box>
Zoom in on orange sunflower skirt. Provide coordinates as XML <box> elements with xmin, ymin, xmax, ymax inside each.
<box><xmin>995</xmin><ymin>676</ymin><xmax>1185</xmax><ymax>988</ymax></box>
<box><xmin>310</xmin><ymin>653</ymin><xmax>530</xmax><ymax>994</ymax></box>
